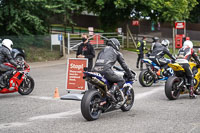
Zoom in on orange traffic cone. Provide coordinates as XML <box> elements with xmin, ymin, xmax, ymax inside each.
<box><xmin>54</xmin><ymin>87</ymin><xmax>60</xmax><ymax>98</ymax></box>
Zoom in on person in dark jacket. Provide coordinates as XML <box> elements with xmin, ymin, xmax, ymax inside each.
<box><xmin>136</xmin><ymin>37</ymin><xmax>146</xmax><ymax>69</ymax></box>
<box><xmin>0</xmin><ymin>39</ymin><xmax>20</xmax><ymax>89</ymax></box>
<box><xmin>150</xmin><ymin>37</ymin><xmax>161</xmax><ymax>52</ymax></box>
<box><xmin>76</xmin><ymin>34</ymin><xmax>95</xmax><ymax>71</ymax></box>
<box><xmin>149</xmin><ymin>39</ymin><xmax>176</xmax><ymax>77</ymax></box>
<box><xmin>177</xmin><ymin>40</ymin><xmax>200</xmax><ymax>98</ymax></box>
<box><xmin>93</xmin><ymin>38</ymin><xmax>134</xmax><ymax>102</ymax></box>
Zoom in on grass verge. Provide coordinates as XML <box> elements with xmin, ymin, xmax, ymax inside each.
<box><xmin>24</xmin><ymin>46</ymin><xmax>61</xmax><ymax>62</ymax></box>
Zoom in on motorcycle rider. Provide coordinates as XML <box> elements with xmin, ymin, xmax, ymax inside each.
<box><xmin>177</xmin><ymin>40</ymin><xmax>200</xmax><ymax>98</ymax></box>
<box><xmin>0</xmin><ymin>39</ymin><xmax>20</xmax><ymax>89</ymax></box>
<box><xmin>149</xmin><ymin>39</ymin><xmax>176</xmax><ymax>78</ymax></box>
<box><xmin>92</xmin><ymin>38</ymin><xmax>134</xmax><ymax>102</ymax></box>
<box><xmin>150</xmin><ymin>37</ymin><xmax>161</xmax><ymax>52</ymax></box>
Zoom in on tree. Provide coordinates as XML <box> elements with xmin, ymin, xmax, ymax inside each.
<box><xmin>84</xmin><ymin>0</ymin><xmax>198</xmax><ymax>31</ymax></box>
<box><xmin>0</xmin><ymin>0</ymin><xmax>84</xmax><ymax>35</ymax></box>
<box><xmin>188</xmin><ymin>0</ymin><xmax>200</xmax><ymax>23</ymax></box>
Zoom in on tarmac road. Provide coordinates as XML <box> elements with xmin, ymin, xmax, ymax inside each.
<box><xmin>0</xmin><ymin>50</ymin><xmax>200</xmax><ymax>133</ymax></box>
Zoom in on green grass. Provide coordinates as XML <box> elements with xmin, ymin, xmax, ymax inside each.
<box><xmin>24</xmin><ymin>46</ymin><xmax>61</xmax><ymax>62</ymax></box>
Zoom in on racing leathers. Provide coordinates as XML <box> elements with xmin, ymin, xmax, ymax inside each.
<box><xmin>149</xmin><ymin>44</ymin><xmax>176</xmax><ymax>68</ymax></box>
<box><xmin>0</xmin><ymin>46</ymin><xmax>19</xmax><ymax>87</ymax></box>
<box><xmin>149</xmin><ymin>43</ymin><xmax>176</xmax><ymax>77</ymax></box>
<box><xmin>177</xmin><ymin>45</ymin><xmax>200</xmax><ymax>98</ymax></box>
<box><xmin>93</xmin><ymin>46</ymin><xmax>133</xmax><ymax>89</ymax></box>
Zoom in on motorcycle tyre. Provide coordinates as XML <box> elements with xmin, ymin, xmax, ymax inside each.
<box><xmin>18</xmin><ymin>76</ymin><xmax>34</xmax><ymax>95</ymax></box>
<box><xmin>81</xmin><ymin>89</ymin><xmax>102</xmax><ymax>121</ymax></box>
<box><xmin>139</xmin><ymin>70</ymin><xmax>154</xmax><ymax>87</ymax></box>
<box><xmin>165</xmin><ymin>76</ymin><xmax>180</xmax><ymax>100</ymax></box>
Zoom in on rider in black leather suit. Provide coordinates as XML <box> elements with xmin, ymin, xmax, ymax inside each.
<box><xmin>149</xmin><ymin>39</ymin><xmax>176</xmax><ymax>77</ymax></box>
<box><xmin>93</xmin><ymin>38</ymin><xmax>133</xmax><ymax>101</ymax></box>
<box><xmin>0</xmin><ymin>39</ymin><xmax>19</xmax><ymax>88</ymax></box>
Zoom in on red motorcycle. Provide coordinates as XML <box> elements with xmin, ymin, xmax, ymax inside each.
<box><xmin>0</xmin><ymin>60</ymin><xmax>34</xmax><ymax>95</ymax></box>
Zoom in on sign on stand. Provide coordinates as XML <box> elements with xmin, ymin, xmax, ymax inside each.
<box><xmin>51</xmin><ymin>34</ymin><xmax>62</xmax><ymax>51</ymax></box>
<box><xmin>61</xmin><ymin>58</ymin><xmax>88</xmax><ymax>101</ymax></box>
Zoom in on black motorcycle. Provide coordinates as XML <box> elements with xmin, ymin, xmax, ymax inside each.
<box><xmin>81</xmin><ymin>66</ymin><xmax>136</xmax><ymax>121</ymax></box>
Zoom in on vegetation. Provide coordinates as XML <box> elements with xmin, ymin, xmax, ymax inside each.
<box><xmin>0</xmin><ymin>0</ymin><xmax>199</xmax><ymax>34</ymax></box>
<box><xmin>85</xmin><ymin>0</ymin><xmax>198</xmax><ymax>31</ymax></box>
<box><xmin>0</xmin><ymin>0</ymin><xmax>84</xmax><ymax>35</ymax></box>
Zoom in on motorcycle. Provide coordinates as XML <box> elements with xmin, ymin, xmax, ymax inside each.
<box><xmin>139</xmin><ymin>58</ymin><xmax>173</xmax><ymax>87</ymax></box>
<box><xmin>165</xmin><ymin>59</ymin><xmax>200</xmax><ymax>100</ymax></box>
<box><xmin>81</xmin><ymin>66</ymin><xmax>136</xmax><ymax>121</ymax></box>
<box><xmin>0</xmin><ymin>59</ymin><xmax>34</xmax><ymax>95</ymax></box>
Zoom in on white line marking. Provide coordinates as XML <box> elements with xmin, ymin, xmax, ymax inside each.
<box><xmin>29</xmin><ymin>110</ymin><xmax>80</xmax><ymax>121</ymax></box>
<box><xmin>0</xmin><ymin>87</ymin><xmax>163</xmax><ymax>129</ymax></box>
<box><xmin>28</xmin><ymin>96</ymin><xmax>55</xmax><ymax>100</ymax></box>
<box><xmin>0</xmin><ymin>122</ymin><xmax>28</xmax><ymax>129</ymax></box>
<box><xmin>135</xmin><ymin>87</ymin><xmax>163</xmax><ymax>100</ymax></box>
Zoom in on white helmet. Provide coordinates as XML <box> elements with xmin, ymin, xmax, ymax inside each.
<box><xmin>183</xmin><ymin>40</ymin><xmax>193</xmax><ymax>48</ymax></box>
<box><xmin>2</xmin><ymin>39</ymin><xmax>13</xmax><ymax>51</ymax></box>
<box><xmin>161</xmin><ymin>39</ymin><xmax>170</xmax><ymax>48</ymax></box>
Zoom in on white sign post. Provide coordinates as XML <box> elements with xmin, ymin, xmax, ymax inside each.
<box><xmin>51</xmin><ymin>34</ymin><xmax>62</xmax><ymax>51</ymax></box>
<box><xmin>88</xmin><ymin>27</ymin><xmax>94</xmax><ymax>36</ymax></box>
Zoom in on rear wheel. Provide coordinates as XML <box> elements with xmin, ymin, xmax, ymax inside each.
<box><xmin>139</xmin><ymin>70</ymin><xmax>154</xmax><ymax>87</ymax></box>
<box><xmin>18</xmin><ymin>76</ymin><xmax>34</xmax><ymax>95</ymax></box>
<box><xmin>81</xmin><ymin>89</ymin><xmax>102</xmax><ymax>121</ymax></box>
<box><xmin>165</xmin><ymin>76</ymin><xmax>181</xmax><ymax>100</ymax></box>
<box><xmin>121</xmin><ymin>87</ymin><xmax>134</xmax><ymax>112</ymax></box>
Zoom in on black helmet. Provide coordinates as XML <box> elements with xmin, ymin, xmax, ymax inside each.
<box><xmin>106</xmin><ymin>38</ymin><xmax>120</xmax><ymax>51</ymax></box>
<box><xmin>152</xmin><ymin>37</ymin><xmax>159</xmax><ymax>42</ymax></box>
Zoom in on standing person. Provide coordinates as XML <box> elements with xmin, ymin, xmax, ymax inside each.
<box><xmin>136</xmin><ymin>37</ymin><xmax>146</xmax><ymax>69</ymax></box>
<box><xmin>76</xmin><ymin>34</ymin><xmax>95</xmax><ymax>71</ymax></box>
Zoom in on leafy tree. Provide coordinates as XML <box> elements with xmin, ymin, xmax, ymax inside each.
<box><xmin>84</xmin><ymin>0</ymin><xmax>198</xmax><ymax>31</ymax></box>
<box><xmin>0</xmin><ymin>0</ymin><xmax>84</xmax><ymax>35</ymax></box>
<box><xmin>188</xmin><ymin>0</ymin><xmax>200</xmax><ymax>23</ymax></box>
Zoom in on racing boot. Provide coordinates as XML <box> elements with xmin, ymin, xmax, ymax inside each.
<box><xmin>156</xmin><ymin>68</ymin><xmax>164</xmax><ymax>79</ymax></box>
<box><xmin>189</xmin><ymin>87</ymin><xmax>196</xmax><ymax>99</ymax></box>
<box><xmin>0</xmin><ymin>75</ymin><xmax>6</xmax><ymax>88</ymax></box>
<box><xmin>107</xmin><ymin>84</ymin><xmax>118</xmax><ymax>103</ymax></box>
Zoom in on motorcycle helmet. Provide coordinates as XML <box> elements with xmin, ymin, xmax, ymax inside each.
<box><xmin>183</xmin><ymin>40</ymin><xmax>193</xmax><ymax>48</ymax></box>
<box><xmin>152</xmin><ymin>37</ymin><xmax>159</xmax><ymax>42</ymax></box>
<box><xmin>2</xmin><ymin>39</ymin><xmax>13</xmax><ymax>51</ymax></box>
<box><xmin>107</xmin><ymin>38</ymin><xmax>120</xmax><ymax>51</ymax></box>
<box><xmin>161</xmin><ymin>39</ymin><xmax>170</xmax><ymax>48</ymax></box>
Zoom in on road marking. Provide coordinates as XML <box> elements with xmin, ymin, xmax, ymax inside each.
<box><xmin>0</xmin><ymin>122</ymin><xmax>28</xmax><ymax>129</ymax></box>
<box><xmin>29</xmin><ymin>110</ymin><xmax>80</xmax><ymax>121</ymax></box>
<box><xmin>27</xmin><ymin>96</ymin><xmax>56</xmax><ymax>100</ymax></box>
<box><xmin>135</xmin><ymin>87</ymin><xmax>163</xmax><ymax>100</ymax></box>
<box><xmin>0</xmin><ymin>87</ymin><xmax>163</xmax><ymax>129</ymax></box>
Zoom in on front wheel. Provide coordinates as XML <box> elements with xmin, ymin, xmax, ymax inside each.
<box><xmin>165</xmin><ymin>76</ymin><xmax>181</xmax><ymax>100</ymax></box>
<box><xmin>18</xmin><ymin>76</ymin><xmax>35</xmax><ymax>95</ymax></box>
<box><xmin>121</xmin><ymin>87</ymin><xmax>134</xmax><ymax>112</ymax></box>
<box><xmin>81</xmin><ymin>89</ymin><xmax>102</xmax><ymax>121</ymax></box>
<box><xmin>139</xmin><ymin>70</ymin><xmax>154</xmax><ymax>87</ymax></box>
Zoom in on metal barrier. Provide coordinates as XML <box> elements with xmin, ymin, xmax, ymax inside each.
<box><xmin>67</xmin><ymin>33</ymin><xmax>124</xmax><ymax>54</ymax></box>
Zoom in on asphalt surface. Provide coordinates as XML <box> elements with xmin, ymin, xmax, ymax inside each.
<box><xmin>0</xmin><ymin>50</ymin><xmax>200</xmax><ymax>133</ymax></box>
